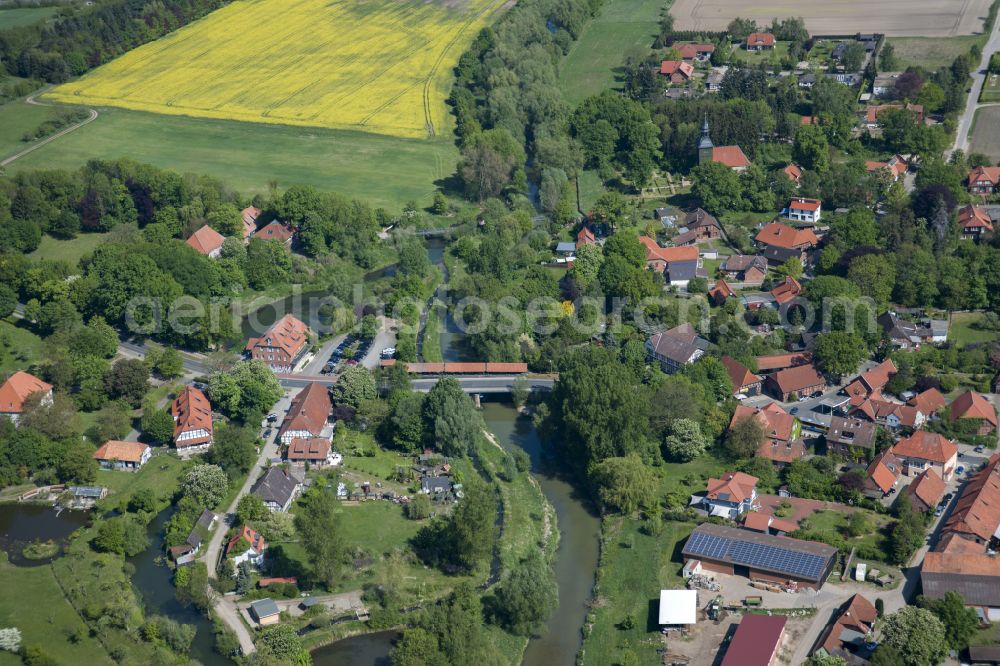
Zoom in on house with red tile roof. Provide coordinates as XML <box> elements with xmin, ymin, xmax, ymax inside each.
<box><xmin>93</xmin><ymin>440</ymin><xmax>151</xmax><ymax>471</ymax></box>
<box><xmin>864</xmin><ymin>103</ymin><xmax>923</xmax><ymax>128</ymax></box>
<box><xmin>939</xmin><ymin>454</ymin><xmax>1000</xmax><ymax>550</ymax></box>
<box><xmin>286</xmin><ymin>437</ymin><xmax>339</xmax><ymax>466</ymax></box>
<box><xmin>781</xmin><ymin>198</ymin><xmax>821</xmax><ymax>224</ymax></box>
<box><xmin>711</xmin><ymin>145</ymin><xmax>751</xmax><ymax>171</ymax></box>
<box><xmin>0</xmin><ymin>371</ymin><xmax>52</xmax><ymax>423</ymax></box>
<box><xmin>765</xmin><ymin>363</ymin><xmax>825</xmax><ymax>401</ymax></box>
<box><xmin>638</xmin><ymin>236</ymin><xmax>699</xmax><ymax>273</ymax></box>
<box><xmin>958</xmin><ymin>204</ymin><xmax>994</xmax><ymax>240</ymax></box>
<box><xmin>226</xmin><ymin>524</ymin><xmax>267</xmax><ymax>569</ymax></box>
<box><xmin>660</xmin><ymin>60</ymin><xmax>694</xmax><ymax>83</ymax></box>
<box><xmin>843</xmin><ymin>359</ymin><xmax>897</xmax><ymax>400</ymax></box>
<box><xmin>907</xmin><ymin>387</ymin><xmax>947</xmax><ymax>418</ymax></box>
<box><xmin>864</xmin><ymin>449</ymin><xmax>901</xmax><ymax>497</ymax></box>
<box><xmin>171</xmin><ymin>386</ymin><xmax>213</xmax><ymax>452</ymax></box>
<box><xmin>812</xmin><ymin>594</ymin><xmax>877</xmax><ymax>663</ymax></box>
<box><xmin>742</xmin><ymin>511</ymin><xmax>798</xmax><ymax>535</ymax></box>
<box><xmin>721</xmin><ymin>356</ymin><xmax>762</xmax><ymax>396</ymax></box>
<box><xmin>754</xmin><ymin>222</ymin><xmax>818</xmax><ymax>265</ymax></box>
<box><xmin>770</xmin><ymin>276</ymin><xmax>801</xmax><ymax>305</ymax></box>
<box><xmin>708</xmin><ymin>279</ymin><xmax>736</xmax><ymax>306</ymax></box>
<box><xmin>279</xmin><ymin>382</ymin><xmax>332</xmax><ymax>445</ymax></box>
<box><xmin>892</xmin><ymin>431</ymin><xmax>958</xmax><ymax>480</ymax></box>
<box><xmin>745</xmin><ymin>33</ymin><xmax>776</xmax><ymax>51</ymax></box>
<box><xmin>703</xmin><ymin>472</ymin><xmax>759</xmax><ymax>519</ymax></box>
<box><xmin>968</xmin><ymin>165</ymin><xmax>1000</xmax><ymax>195</ymax></box>
<box><xmin>730</xmin><ymin>402</ymin><xmax>802</xmax><ymax>464</ymax></box>
<box><xmin>921</xmin><ymin>550</ymin><xmax>1000</xmax><ymax>619</ymax></box>
<box><xmin>755</xmin><ymin>352</ymin><xmax>812</xmax><ymax>373</ymax></box>
<box><xmin>721</xmin><ymin>614</ymin><xmax>785</xmax><ymax>666</ymax></box>
<box><xmin>185</xmin><ymin>225</ymin><xmax>226</xmax><ymax>258</ymax></box>
<box><xmin>245</xmin><ymin>313</ymin><xmax>311</xmax><ymax>372</ymax></box>
<box><xmin>907</xmin><ymin>468</ymin><xmax>945</xmax><ymax>512</ymax></box>
<box><xmin>241</xmin><ymin>206</ymin><xmax>261</xmax><ymax>241</ymax></box>
<box><xmin>575</xmin><ymin>226</ymin><xmax>596</xmax><ymax>249</ymax></box>
<box><xmin>783</xmin><ymin>163</ymin><xmax>802</xmax><ymax>185</ymax></box>
<box><xmin>677</xmin><ymin>43</ymin><xmax>715</xmax><ymax>60</ymax></box>
<box><xmin>949</xmin><ymin>390</ymin><xmax>998</xmax><ymax>436</ymax></box>
<box><xmin>254</xmin><ymin>221</ymin><xmax>294</xmax><ymax>247</ymax></box>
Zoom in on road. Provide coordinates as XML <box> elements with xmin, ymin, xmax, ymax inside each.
<box><xmin>277</xmin><ymin>373</ymin><xmax>554</xmax><ymax>393</ymax></box>
<box><xmin>0</xmin><ymin>91</ymin><xmax>98</xmax><ymax>167</ymax></box>
<box><xmin>950</xmin><ymin>12</ymin><xmax>1000</xmax><ymax>157</ymax></box>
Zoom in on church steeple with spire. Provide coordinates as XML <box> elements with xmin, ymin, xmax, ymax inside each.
<box><xmin>698</xmin><ymin>115</ymin><xmax>714</xmax><ymax>165</ymax></box>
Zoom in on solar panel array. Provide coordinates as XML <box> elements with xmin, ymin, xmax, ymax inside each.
<box><xmin>685</xmin><ymin>531</ymin><xmax>829</xmax><ymax>580</ymax></box>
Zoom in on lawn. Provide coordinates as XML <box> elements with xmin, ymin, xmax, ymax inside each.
<box><xmin>0</xmin><ymin>96</ymin><xmax>63</xmax><ymax>160</ymax></box>
<box><xmin>95</xmin><ymin>451</ymin><xmax>188</xmax><ymax>513</ymax></box>
<box><xmin>729</xmin><ymin>42</ymin><xmax>791</xmax><ymax>65</ymax></box>
<box><xmin>888</xmin><ymin>35</ymin><xmax>983</xmax><ymax>72</ymax></box>
<box><xmin>577</xmin><ymin>169</ymin><xmax>608</xmax><ymax>213</ymax></box>
<box><xmin>0</xmin><ymin>318</ymin><xmax>44</xmax><ymax>376</ymax></box>
<box><xmin>0</xmin><ymin>553</ymin><xmax>111</xmax><ymax>664</ymax></box>
<box><xmin>800</xmin><ymin>509</ymin><xmax>893</xmax><ymax>563</ymax></box>
<box><xmin>948</xmin><ymin>312</ymin><xmax>1000</xmax><ymax>347</ymax></box>
<box><xmin>0</xmin><ymin>6</ymin><xmax>56</xmax><ymax>29</ymax></box>
<box><xmin>4</xmin><ymin>106</ymin><xmax>458</xmax><ymax>210</ymax></box>
<box><xmin>558</xmin><ymin>0</ymin><xmax>664</xmax><ymax>104</ymax></box>
<box><xmin>582</xmin><ymin>517</ymin><xmax>696</xmax><ymax>666</ymax></box>
<box><xmin>658</xmin><ymin>454</ymin><xmax>728</xmax><ymax>497</ymax></box>
<box><xmin>28</xmin><ymin>231</ymin><xmax>111</xmax><ymax>265</ymax></box>
<box><xmin>421</xmin><ymin>305</ymin><xmax>444</xmax><ymax>362</ymax></box>
<box><xmin>982</xmin><ymin>72</ymin><xmax>1000</xmax><ymax>102</ymax></box>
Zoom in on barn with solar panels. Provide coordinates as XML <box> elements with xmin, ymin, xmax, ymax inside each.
<box><xmin>681</xmin><ymin>523</ymin><xmax>839</xmax><ymax>590</ymax></box>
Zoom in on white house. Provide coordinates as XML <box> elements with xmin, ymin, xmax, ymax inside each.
<box><xmin>701</xmin><ymin>472</ymin><xmax>759</xmax><ymax>519</ymax></box>
<box><xmin>781</xmin><ymin>198</ymin><xmax>822</xmax><ymax>224</ymax></box>
<box><xmin>226</xmin><ymin>524</ymin><xmax>267</xmax><ymax>570</ymax></box>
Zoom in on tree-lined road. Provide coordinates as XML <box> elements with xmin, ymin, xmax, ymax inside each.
<box><xmin>949</xmin><ymin>12</ymin><xmax>1000</xmax><ymax>157</ymax></box>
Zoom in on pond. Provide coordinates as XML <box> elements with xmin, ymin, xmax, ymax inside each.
<box><xmin>0</xmin><ymin>503</ymin><xmax>90</xmax><ymax>566</ymax></box>
<box><xmin>311</xmin><ymin>629</ymin><xmax>398</xmax><ymax>665</ymax></box>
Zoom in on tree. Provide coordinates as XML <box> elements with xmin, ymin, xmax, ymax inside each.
<box><xmin>664</xmin><ymin>418</ymin><xmax>708</xmax><ymax>462</ymax></box>
<box><xmin>58</xmin><ymin>441</ymin><xmax>98</xmax><ymax>484</ymax></box>
<box><xmin>725</xmin><ymin>414</ymin><xmax>765</xmax><ymax>459</ymax></box>
<box><xmin>294</xmin><ymin>488</ymin><xmax>344</xmax><ymax>589</ymax></box>
<box><xmin>572</xmin><ymin>242</ymin><xmax>603</xmax><ymax>290</ymax></box>
<box><xmin>93</xmin><ymin>517</ymin><xmax>147</xmax><ymax>556</ymax></box>
<box><xmin>870</xmin><ymin>644</ymin><xmax>904</xmax><ymax>666</ymax></box>
<box><xmin>879</xmin><ymin>42</ymin><xmax>898</xmax><ymax>70</ymax></box>
<box><xmin>388</xmin><ymin>392</ymin><xmax>425</xmax><ymax>453</ymax></box>
<box><xmin>205</xmin><ymin>423</ymin><xmax>259</xmax><ymax>477</ymax></box>
<box><xmin>258</xmin><ymin>625</ymin><xmax>303</xmax><ymax>660</ymax></box>
<box><xmin>404</xmin><ymin>493</ymin><xmax>432</xmax><ymax>520</ymax></box>
<box><xmin>691</xmin><ymin>161</ymin><xmax>744</xmax><ymax>212</ymax></box>
<box><xmin>813</xmin><ymin>331</ymin><xmax>866</xmax><ymax>377</ymax></box>
<box><xmin>845</xmin><ymin>510</ymin><xmax>873</xmax><ymax>537</ymax></box>
<box><xmin>491</xmin><ymin>551</ymin><xmax>558</xmax><ymax>636</ymax></box>
<box><xmin>150</xmin><ymin>347</ymin><xmax>184</xmax><ymax>379</ymax></box>
<box><xmin>236</xmin><ymin>494</ymin><xmax>268</xmax><ymax>525</ymax></box>
<box><xmin>879</xmin><ymin>606</ymin><xmax>947</xmax><ymax>666</ymax></box>
<box><xmin>174</xmin><ymin>562</ymin><xmax>209</xmax><ymax>610</ymax></box>
<box><xmin>128</xmin><ymin>488</ymin><xmax>157</xmax><ymax>515</ymax></box>
<box><xmin>794</xmin><ymin>124</ymin><xmax>830</xmax><ymax>173</ymax></box>
<box><xmin>807</xmin><ymin>656</ymin><xmax>847</xmax><ymax>666</ymax></box>
<box><xmin>245</xmin><ymin>238</ymin><xmax>291</xmax><ymax>289</ymax></box>
<box><xmin>848</xmin><ymin>254</ymin><xmax>896</xmax><ymax>307</ymax></box>
<box><xmin>593</xmin><ymin>454</ymin><xmax>657</xmax><ymax>514</ymax></box>
<box><xmin>93</xmin><ymin>402</ymin><xmax>131</xmax><ymax>441</ymax></box>
<box><xmin>140</xmin><ymin>405</ymin><xmax>175</xmax><ymax>445</ymax></box>
<box><xmin>103</xmin><ymin>358</ymin><xmax>149</xmax><ymax>407</ymax></box>
<box><xmin>422</xmin><ymin>377</ymin><xmax>478</xmax><ymax>457</ymax></box>
<box><xmin>0</xmin><ymin>285</ymin><xmax>16</xmax><ymax>319</ymax></box>
<box><xmin>332</xmin><ymin>366</ymin><xmax>376</xmax><ymax>408</ymax></box>
<box><xmin>460</xmin><ymin>129</ymin><xmax>525</xmax><ymax>200</ymax></box>
<box><xmin>18</xmin><ymin>391</ymin><xmax>79</xmax><ymax>440</ymax></box>
<box><xmin>208</xmin><ymin>360</ymin><xmax>282</xmax><ymax>421</ymax></box>
<box><xmin>180</xmin><ymin>464</ymin><xmax>229</xmax><ymax>508</ymax></box>
<box><xmin>392</xmin><ymin>628</ymin><xmax>446</xmax><ymax>666</ymax></box>
<box><xmin>841</xmin><ymin>42</ymin><xmax>865</xmax><ymax>72</ymax></box>
<box><xmin>443</xmin><ymin>477</ymin><xmax>495</xmax><ymax>570</ymax></box>
<box><xmin>920</xmin><ymin>591</ymin><xmax>979</xmax><ymax>650</ymax></box>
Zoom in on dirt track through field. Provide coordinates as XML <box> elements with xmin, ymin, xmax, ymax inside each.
<box><xmin>671</xmin><ymin>0</ymin><xmax>991</xmax><ymax>37</ymax></box>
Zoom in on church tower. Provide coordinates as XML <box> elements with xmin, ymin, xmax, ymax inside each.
<box><xmin>698</xmin><ymin>116</ymin><xmax>714</xmax><ymax>165</ymax></box>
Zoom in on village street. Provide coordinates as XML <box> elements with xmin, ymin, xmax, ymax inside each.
<box><xmin>950</xmin><ymin>9</ymin><xmax>1000</xmax><ymax>156</ymax></box>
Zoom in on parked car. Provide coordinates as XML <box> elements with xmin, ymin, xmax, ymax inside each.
<box><xmin>266</xmin><ymin>413</ymin><xmax>279</xmax><ymax>422</ymax></box>
<box><xmin>380</xmin><ymin>347</ymin><xmax>396</xmax><ymax>358</ymax></box>
<box><xmin>790</xmin><ymin>407</ymin><xmax>799</xmax><ymax>415</ymax></box>
<box><xmin>943</xmin><ymin>492</ymin><xmax>954</xmax><ymax>502</ymax></box>
<box><xmin>956</xmin><ymin>466</ymin><xmax>965</xmax><ymax>475</ymax></box>
<box><xmin>935</xmin><ymin>504</ymin><xmax>945</xmax><ymax>516</ymax></box>
<box><xmin>975</xmin><ymin>445</ymin><xmax>985</xmax><ymax>453</ymax></box>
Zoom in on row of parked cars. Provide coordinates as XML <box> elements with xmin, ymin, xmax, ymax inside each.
<box><xmin>321</xmin><ymin>336</ymin><xmax>387</xmax><ymax>373</ymax></box>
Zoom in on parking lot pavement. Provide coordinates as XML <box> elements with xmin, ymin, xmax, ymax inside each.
<box><xmin>301</xmin><ymin>333</ymin><xmax>348</xmax><ymax>376</ymax></box>
<box><xmin>361</xmin><ymin>319</ymin><xmax>397</xmax><ymax>370</ymax></box>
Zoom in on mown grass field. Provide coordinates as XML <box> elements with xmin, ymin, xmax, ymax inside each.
<box><xmin>4</xmin><ymin>106</ymin><xmax>455</xmax><ymax>209</ymax></box>
<box><xmin>888</xmin><ymin>35</ymin><xmax>983</xmax><ymax>71</ymax></box>
<box><xmin>949</xmin><ymin>311</ymin><xmax>1000</xmax><ymax>347</ymax></box>
<box><xmin>48</xmin><ymin>0</ymin><xmax>508</xmax><ymax>138</ymax></box>
<box><xmin>0</xmin><ymin>97</ymin><xmax>64</xmax><ymax>159</ymax></box>
<box><xmin>0</xmin><ymin>319</ymin><xmax>44</xmax><ymax>376</ymax></box>
<box><xmin>28</xmin><ymin>231</ymin><xmax>111</xmax><ymax>264</ymax></box>
<box><xmin>0</xmin><ymin>6</ymin><xmax>56</xmax><ymax>28</ymax></box>
<box><xmin>558</xmin><ymin>0</ymin><xmax>664</xmax><ymax>104</ymax></box>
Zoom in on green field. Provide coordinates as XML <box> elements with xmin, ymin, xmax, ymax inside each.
<box><xmin>558</xmin><ymin>0</ymin><xmax>664</xmax><ymax>104</ymax></box>
<box><xmin>949</xmin><ymin>311</ymin><xmax>1000</xmax><ymax>347</ymax></box>
<box><xmin>5</xmin><ymin>105</ymin><xmax>458</xmax><ymax>210</ymax></box>
<box><xmin>729</xmin><ymin>41</ymin><xmax>791</xmax><ymax>65</ymax></box>
<box><xmin>0</xmin><ymin>97</ymin><xmax>63</xmax><ymax>159</ymax></box>
<box><xmin>888</xmin><ymin>35</ymin><xmax>982</xmax><ymax>71</ymax></box>
<box><xmin>0</xmin><ymin>6</ymin><xmax>56</xmax><ymax>28</ymax></box>
<box><xmin>981</xmin><ymin>72</ymin><xmax>1000</xmax><ymax>102</ymax></box>
<box><xmin>0</xmin><ymin>554</ymin><xmax>111</xmax><ymax>664</ymax></box>
<box><xmin>28</xmin><ymin>231</ymin><xmax>111</xmax><ymax>264</ymax></box>
<box><xmin>0</xmin><ymin>318</ymin><xmax>44</xmax><ymax>375</ymax></box>
<box><xmin>95</xmin><ymin>452</ymin><xmax>188</xmax><ymax>512</ymax></box>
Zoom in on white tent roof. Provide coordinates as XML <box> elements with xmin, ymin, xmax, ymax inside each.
<box><xmin>659</xmin><ymin>589</ymin><xmax>698</xmax><ymax>625</ymax></box>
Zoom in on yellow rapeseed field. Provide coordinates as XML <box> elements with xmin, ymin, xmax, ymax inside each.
<box><xmin>47</xmin><ymin>0</ymin><xmax>509</xmax><ymax>138</ymax></box>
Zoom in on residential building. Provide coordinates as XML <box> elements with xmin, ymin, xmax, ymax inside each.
<box><xmin>843</xmin><ymin>359</ymin><xmax>897</xmax><ymax>401</ymax></box>
<box><xmin>184</xmin><ymin>225</ymin><xmax>226</xmax><ymax>258</ymax></box>
<box><xmin>251</xmin><ymin>467</ymin><xmax>303</xmax><ymax>512</ymax></box>
<box><xmin>705</xmin><ymin>68</ymin><xmax>725</xmax><ymax>92</ymax></box>
<box><xmin>421</xmin><ymin>476</ymin><xmax>453</xmax><ymax>494</ymax></box>
<box><xmin>254</xmin><ymin>221</ymin><xmax>294</xmax><ymax>247</ymax></box>
<box><xmin>765</xmin><ymin>363</ymin><xmax>825</xmax><ymax>401</ymax></box>
<box><xmin>872</xmin><ymin>72</ymin><xmax>901</xmax><ymax>97</ymax></box>
<box><xmin>812</xmin><ymin>594</ymin><xmax>877</xmax><ymax>664</ymax></box>
<box><xmin>93</xmin><ymin>440</ymin><xmax>151</xmax><ymax>471</ymax></box>
<box><xmin>968</xmin><ymin>165</ymin><xmax>1000</xmax><ymax>195</ymax></box>
<box><xmin>682</xmin><ymin>208</ymin><xmax>723</xmax><ymax>240</ymax></box>
<box><xmin>865</xmin><ymin>155</ymin><xmax>908</xmax><ymax>181</ymax></box>
<box><xmin>798</xmin><ymin>72</ymin><xmax>816</xmax><ymax>88</ymax></box>
<box><xmin>755</xmin><ymin>352</ymin><xmax>812</xmax><ymax>374</ymax></box>
<box><xmin>783</xmin><ymin>163</ymin><xmax>802</xmax><ymax>184</ymax></box>
<box><xmin>921</xmin><ymin>552</ymin><xmax>1000</xmax><ymax>621</ymax></box>
<box><xmin>683</xmin><ymin>523</ymin><xmax>838</xmax><ymax>590</ymax></box>
<box><xmin>279</xmin><ymin>382</ymin><xmax>332</xmax><ymax>445</ymax></box>
<box><xmin>754</xmin><ymin>222</ymin><xmax>818</xmax><ymax>265</ymax></box>
<box><xmin>286</xmin><ymin>437</ymin><xmax>340</xmax><ymax>467</ymax></box>
<box><xmin>877</xmin><ymin>312</ymin><xmax>948</xmax><ymax>348</ymax></box>
<box><xmin>721</xmin><ymin>615</ymin><xmax>786</xmax><ymax>666</ymax></box>
<box><xmin>246</xmin><ymin>313</ymin><xmax>310</xmax><ymax>372</ymax></box>
<box><xmin>186</xmin><ymin>510</ymin><xmax>217</xmax><ymax>555</ymax></box>
<box><xmin>721</xmin><ymin>254</ymin><xmax>767</xmax><ymax>286</ymax></box>
<box><xmin>241</xmin><ymin>206</ymin><xmax>261</xmax><ymax>241</ymax></box>
<box><xmin>939</xmin><ymin>454</ymin><xmax>999</xmax><ymax>550</ymax></box>
<box><xmin>891</xmin><ymin>431</ymin><xmax>958</xmax><ymax>480</ymax></box>
<box><xmin>745</xmin><ymin>33</ymin><xmax>776</xmax><ymax>51</ymax></box>
<box><xmin>0</xmin><ymin>371</ymin><xmax>52</xmax><ymax>423</ymax></box>
<box><xmin>826</xmin><ymin>416</ymin><xmax>876</xmax><ymax>458</ymax></box>
<box><xmin>864</xmin><ymin>449</ymin><xmax>901</xmax><ymax>497</ymax></box>
<box><xmin>907</xmin><ymin>388</ymin><xmax>947</xmax><ymax>417</ymax></box>
<box><xmin>576</xmin><ymin>226</ymin><xmax>596</xmax><ymax>249</ymax></box>
<box><xmin>645</xmin><ymin>323</ymin><xmax>708</xmax><ymax>373</ymax></box>
<box><xmin>949</xmin><ymin>390</ymin><xmax>998</xmax><ymax>436</ymax></box>
<box><xmin>702</xmin><ymin>472</ymin><xmax>759</xmax><ymax>518</ymax></box>
<box><xmin>660</xmin><ymin>60</ymin><xmax>694</xmax><ymax>83</ymax></box>
<box><xmin>781</xmin><ymin>198</ymin><xmax>822</xmax><ymax>224</ymax></box>
<box><xmin>851</xmin><ymin>397</ymin><xmax>924</xmax><ymax>431</ymax></box>
<box><xmin>171</xmin><ymin>386</ymin><xmax>213</xmax><ymax>452</ymax></box>
<box><xmin>638</xmin><ymin>236</ymin><xmax>699</xmax><ymax>273</ymax></box>
<box><xmin>722</xmin><ymin>356</ymin><xmax>762</xmax><ymax>396</ymax></box>
<box><xmin>863</xmin><ymin>103</ymin><xmax>923</xmax><ymax>129</ymax></box>
<box><xmin>555</xmin><ymin>241</ymin><xmax>576</xmax><ymax>256</ymax></box>
<box><xmin>742</xmin><ymin>511</ymin><xmax>798</xmax><ymax>535</ymax></box>
<box><xmin>907</xmin><ymin>468</ymin><xmax>945</xmax><ymax>512</ymax></box>
<box><xmin>697</xmin><ymin>118</ymin><xmax>749</xmax><ymax>171</ymax></box>
<box><xmin>958</xmin><ymin>204</ymin><xmax>994</xmax><ymax>240</ymax></box>
<box><xmin>677</xmin><ymin>43</ymin><xmax>714</xmax><ymax>61</ymax></box>
<box><xmin>226</xmin><ymin>524</ymin><xmax>267</xmax><ymax>568</ymax></box>
<box><xmin>730</xmin><ymin>402</ymin><xmax>803</xmax><ymax>464</ymax></box>
<box><xmin>249</xmin><ymin>598</ymin><xmax>281</xmax><ymax>626</ymax></box>
<box><xmin>708</xmin><ymin>279</ymin><xmax>735</xmax><ymax>306</ymax></box>
<box><xmin>770</xmin><ymin>276</ymin><xmax>802</xmax><ymax>305</ymax></box>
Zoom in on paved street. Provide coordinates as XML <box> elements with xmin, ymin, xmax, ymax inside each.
<box><xmin>950</xmin><ymin>11</ymin><xmax>1000</xmax><ymax>156</ymax></box>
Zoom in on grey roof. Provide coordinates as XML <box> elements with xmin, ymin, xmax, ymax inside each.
<box><xmin>301</xmin><ymin>596</ymin><xmax>321</xmax><ymax>607</ymax></box>
<box><xmin>647</xmin><ymin>333</ymin><xmax>701</xmax><ymax>364</ymax></box>
<box><xmin>421</xmin><ymin>476</ymin><xmax>452</xmax><ymax>491</ymax></box>
<box><xmin>921</xmin><ymin>571</ymin><xmax>1000</xmax><ymax>607</ymax></box>
<box><xmin>761</xmin><ymin>245</ymin><xmax>803</xmax><ymax>263</ymax></box>
<box><xmin>668</xmin><ymin>259</ymin><xmax>699</xmax><ymax>282</ymax></box>
<box><xmin>555</xmin><ymin>242</ymin><xmax>576</xmax><ymax>253</ymax></box>
<box><xmin>69</xmin><ymin>486</ymin><xmax>105</xmax><ymax>497</ymax></box>
<box><xmin>195</xmin><ymin>510</ymin><xmax>216</xmax><ymax>530</ymax></box>
<box><xmin>685</xmin><ymin>208</ymin><xmax>721</xmax><ymax>230</ymax></box>
<box><xmin>827</xmin><ymin>417</ymin><xmax>876</xmax><ymax>449</ymax></box>
<box><xmin>250</xmin><ymin>598</ymin><xmax>280</xmax><ymax>619</ymax></box>
<box><xmin>723</xmin><ymin>254</ymin><xmax>767</xmax><ymax>274</ymax></box>
<box><xmin>968</xmin><ymin>646</ymin><xmax>1000</xmax><ymax>662</ymax></box>
<box><xmin>252</xmin><ymin>467</ymin><xmax>301</xmax><ymax>507</ymax></box>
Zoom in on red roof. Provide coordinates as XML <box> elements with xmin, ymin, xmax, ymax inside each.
<box><xmin>576</xmin><ymin>226</ymin><xmax>596</xmax><ymax>248</ymax></box>
<box><xmin>246</xmin><ymin>313</ymin><xmax>310</xmax><ymax>358</ymax></box>
<box><xmin>730</xmin><ymin>402</ymin><xmax>794</xmax><ymax>444</ymax></box>
<box><xmin>770</xmin><ymin>276</ymin><xmax>801</xmax><ymax>304</ymax></box>
<box><xmin>787</xmin><ymin>198</ymin><xmax>820</xmax><ymax>212</ymax></box>
<box><xmin>639</xmin><ymin>236</ymin><xmax>699</xmax><ymax>263</ymax></box>
<box><xmin>949</xmin><ymin>390</ymin><xmax>998</xmax><ymax>427</ymax></box>
<box><xmin>279</xmin><ymin>382</ymin><xmax>331</xmax><ymax>439</ymax></box>
<box><xmin>865</xmin><ymin>103</ymin><xmax>923</xmax><ymax>124</ymax></box>
<box><xmin>845</xmin><ymin>359</ymin><xmax>897</xmax><ymax>398</ymax></box>
<box><xmin>93</xmin><ymin>440</ymin><xmax>150</xmax><ymax>464</ymax></box>
<box><xmin>711</xmin><ymin>146</ymin><xmax>751</xmax><ymax>169</ymax></box>
<box><xmin>721</xmin><ymin>356</ymin><xmax>760</xmax><ymax>392</ymax></box>
<box><xmin>709</xmin><ymin>279</ymin><xmax>736</xmax><ymax>304</ymax></box>
<box><xmin>969</xmin><ymin>166</ymin><xmax>1000</xmax><ymax>187</ymax></box>
<box><xmin>677</xmin><ymin>43</ymin><xmax>715</xmax><ymax>59</ymax></box>
<box><xmin>746</xmin><ymin>33</ymin><xmax>776</xmax><ymax>47</ymax></box>
<box><xmin>892</xmin><ymin>432</ymin><xmax>957</xmax><ymax>465</ymax></box>
<box><xmin>171</xmin><ymin>385</ymin><xmax>213</xmax><ymax>447</ymax></box>
<box><xmin>783</xmin><ymin>164</ymin><xmax>802</xmax><ymax>183</ymax></box>
<box><xmin>254</xmin><ymin>221</ymin><xmax>294</xmax><ymax>243</ymax></box>
<box><xmin>0</xmin><ymin>371</ymin><xmax>52</xmax><ymax>414</ymax></box>
<box><xmin>818</xmin><ymin>595</ymin><xmax>877</xmax><ymax>656</ymax></box>
<box><xmin>769</xmin><ymin>363</ymin><xmax>824</xmax><ymax>395</ymax></box>
<box><xmin>867</xmin><ymin>450</ymin><xmax>900</xmax><ymax>494</ymax></box>
<box><xmin>660</xmin><ymin>60</ymin><xmax>694</xmax><ymax>78</ymax></box>
<box><xmin>755</xmin><ymin>222</ymin><xmax>818</xmax><ymax>250</ymax></box>
<box><xmin>908</xmin><ymin>468</ymin><xmax>945</xmax><ymax>509</ymax></box>
<box><xmin>287</xmin><ymin>437</ymin><xmax>331</xmax><ymax>461</ymax></box>
<box><xmin>958</xmin><ymin>204</ymin><xmax>994</xmax><ymax>231</ymax></box>
<box><xmin>241</xmin><ymin>206</ymin><xmax>261</xmax><ymax>238</ymax></box>
<box><xmin>908</xmin><ymin>388</ymin><xmax>946</xmax><ymax>416</ymax></box>
<box><xmin>185</xmin><ymin>225</ymin><xmax>226</xmax><ymax>256</ymax></box>
<box><xmin>706</xmin><ymin>472</ymin><xmax>758</xmax><ymax>503</ymax></box>
<box><xmin>756</xmin><ymin>352</ymin><xmax>811</xmax><ymax>372</ymax></box>
<box><xmin>743</xmin><ymin>511</ymin><xmax>772</xmax><ymax>531</ymax></box>
<box><xmin>941</xmin><ymin>454</ymin><xmax>1000</xmax><ymax>544</ymax></box>
<box><xmin>721</xmin><ymin>614</ymin><xmax>785</xmax><ymax>666</ymax></box>
<box><xmin>226</xmin><ymin>524</ymin><xmax>267</xmax><ymax>557</ymax></box>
